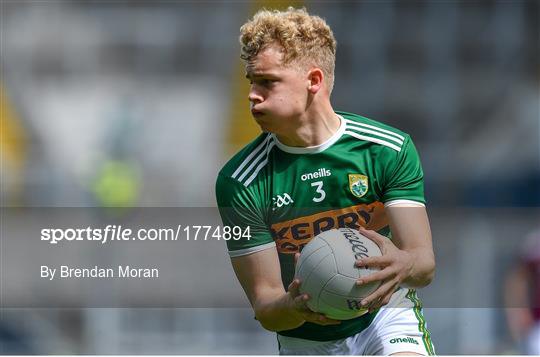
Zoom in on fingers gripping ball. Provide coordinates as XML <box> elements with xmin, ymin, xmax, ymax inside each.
<box><xmin>294</xmin><ymin>228</ymin><xmax>382</xmax><ymax>320</ymax></box>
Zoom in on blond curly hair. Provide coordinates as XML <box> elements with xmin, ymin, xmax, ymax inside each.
<box><xmin>240</xmin><ymin>7</ymin><xmax>337</xmax><ymax>93</ymax></box>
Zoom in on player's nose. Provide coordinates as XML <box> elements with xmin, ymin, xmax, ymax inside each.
<box><xmin>248</xmin><ymin>87</ymin><xmax>263</xmax><ymax>104</ymax></box>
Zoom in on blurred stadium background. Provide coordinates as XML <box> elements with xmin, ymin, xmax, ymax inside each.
<box><xmin>1</xmin><ymin>0</ymin><xmax>539</xmax><ymax>354</ymax></box>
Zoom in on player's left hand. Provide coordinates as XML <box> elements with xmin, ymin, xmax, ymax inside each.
<box><xmin>355</xmin><ymin>226</ymin><xmax>414</xmax><ymax>313</ymax></box>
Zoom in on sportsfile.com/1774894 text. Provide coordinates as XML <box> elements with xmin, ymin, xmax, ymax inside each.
<box><xmin>40</xmin><ymin>225</ymin><xmax>251</xmax><ymax>245</ymax></box>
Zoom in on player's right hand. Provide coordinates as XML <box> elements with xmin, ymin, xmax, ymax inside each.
<box><xmin>287</xmin><ymin>253</ymin><xmax>341</xmax><ymax>326</ymax></box>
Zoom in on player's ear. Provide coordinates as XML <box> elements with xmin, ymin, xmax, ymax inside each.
<box><xmin>307</xmin><ymin>68</ymin><xmax>324</xmax><ymax>94</ymax></box>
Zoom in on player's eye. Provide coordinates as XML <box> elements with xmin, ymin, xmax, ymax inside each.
<box><xmin>247</xmin><ymin>77</ymin><xmax>276</xmax><ymax>87</ymax></box>
<box><xmin>260</xmin><ymin>78</ymin><xmax>276</xmax><ymax>86</ymax></box>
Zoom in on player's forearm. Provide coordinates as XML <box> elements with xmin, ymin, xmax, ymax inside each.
<box><xmin>402</xmin><ymin>247</ymin><xmax>435</xmax><ymax>288</ymax></box>
<box><xmin>253</xmin><ymin>292</ymin><xmax>305</xmax><ymax>332</ymax></box>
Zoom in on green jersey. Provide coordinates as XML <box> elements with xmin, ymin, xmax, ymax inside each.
<box><xmin>216</xmin><ymin>111</ymin><xmax>425</xmax><ymax>341</ymax></box>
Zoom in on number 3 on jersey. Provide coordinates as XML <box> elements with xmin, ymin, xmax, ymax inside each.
<box><xmin>311</xmin><ymin>180</ymin><xmax>326</xmax><ymax>202</ymax></box>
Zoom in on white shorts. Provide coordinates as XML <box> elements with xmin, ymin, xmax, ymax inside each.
<box><xmin>525</xmin><ymin>321</ymin><xmax>540</xmax><ymax>355</ymax></box>
<box><xmin>278</xmin><ymin>289</ymin><xmax>435</xmax><ymax>355</ymax></box>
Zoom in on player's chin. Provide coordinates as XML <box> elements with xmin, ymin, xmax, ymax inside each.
<box><xmin>254</xmin><ymin>117</ymin><xmax>273</xmax><ymax>132</ymax></box>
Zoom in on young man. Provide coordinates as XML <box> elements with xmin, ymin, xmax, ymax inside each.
<box><xmin>216</xmin><ymin>8</ymin><xmax>436</xmax><ymax>355</ymax></box>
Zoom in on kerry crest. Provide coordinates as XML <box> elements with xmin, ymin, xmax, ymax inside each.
<box><xmin>348</xmin><ymin>174</ymin><xmax>368</xmax><ymax>198</ymax></box>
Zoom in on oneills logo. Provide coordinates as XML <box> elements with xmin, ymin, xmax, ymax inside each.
<box><xmin>301</xmin><ymin>168</ymin><xmax>331</xmax><ymax>181</ymax></box>
<box><xmin>270</xmin><ymin>202</ymin><xmax>387</xmax><ymax>254</ymax></box>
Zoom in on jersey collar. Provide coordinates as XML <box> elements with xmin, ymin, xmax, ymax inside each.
<box><xmin>273</xmin><ymin>114</ymin><xmax>346</xmax><ymax>154</ymax></box>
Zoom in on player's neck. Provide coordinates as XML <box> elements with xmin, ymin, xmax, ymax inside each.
<box><xmin>276</xmin><ymin>104</ymin><xmax>340</xmax><ymax>148</ymax></box>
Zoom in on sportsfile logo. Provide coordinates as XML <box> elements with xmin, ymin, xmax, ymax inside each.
<box><xmin>389</xmin><ymin>337</ymin><xmax>419</xmax><ymax>345</ymax></box>
<box><xmin>272</xmin><ymin>193</ymin><xmax>294</xmax><ymax>211</ymax></box>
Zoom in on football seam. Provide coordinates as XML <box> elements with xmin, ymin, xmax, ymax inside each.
<box><xmin>320</xmin><ymin>229</ymin><xmax>361</xmax><ymax>279</ymax></box>
<box><xmin>296</xmin><ymin>244</ymin><xmax>328</xmax><ymax>276</ymax></box>
<box><xmin>319</xmin><ymin>280</ymin><xmax>382</xmax><ymax>300</ymax></box>
<box><xmin>302</xmin><ymin>250</ymin><xmax>335</xmax><ymax>312</ymax></box>
<box><xmin>315</xmin><ymin>250</ymin><xmax>339</xmax><ymax>314</ymax></box>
